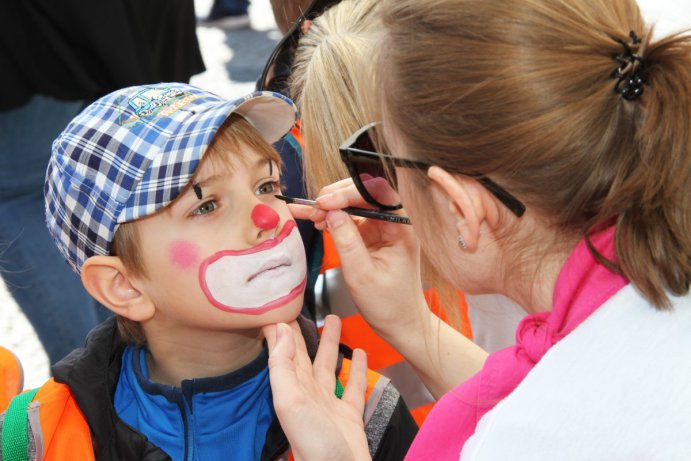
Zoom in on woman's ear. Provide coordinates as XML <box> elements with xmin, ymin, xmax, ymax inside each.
<box><xmin>427</xmin><ymin>166</ymin><xmax>500</xmax><ymax>251</ymax></box>
<box><xmin>81</xmin><ymin>256</ymin><xmax>155</xmax><ymax>322</ymax></box>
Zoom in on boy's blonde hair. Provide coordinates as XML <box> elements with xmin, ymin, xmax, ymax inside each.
<box><xmin>111</xmin><ymin>114</ymin><xmax>282</xmax><ymax>344</ymax></box>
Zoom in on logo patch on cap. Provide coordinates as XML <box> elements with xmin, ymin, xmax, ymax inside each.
<box><xmin>120</xmin><ymin>86</ymin><xmax>197</xmax><ymax>125</ymax></box>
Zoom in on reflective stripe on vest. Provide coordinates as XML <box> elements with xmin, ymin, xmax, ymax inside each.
<box><xmin>5</xmin><ymin>379</ymin><xmax>96</xmax><ymax>461</ymax></box>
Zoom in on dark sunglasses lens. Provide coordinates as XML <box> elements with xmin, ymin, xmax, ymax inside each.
<box><xmin>351</xmin><ymin>129</ymin><xmax>400</xmax><ymax>208</ymax></box>
<box><xmin>260</xmin><ymin>36</ymin><xmax>298</xmax><ymax>93</ymax></box>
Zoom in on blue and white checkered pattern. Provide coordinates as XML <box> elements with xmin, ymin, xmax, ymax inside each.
<box><xmin>45</xmin><ymin>83</ymin><xmax>297</xmax><ymax>274</ymax></box>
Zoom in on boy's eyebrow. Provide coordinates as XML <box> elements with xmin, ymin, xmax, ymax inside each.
<box><xmin>254</xmin><ymin>158</ymin><xmax>276</xmax><ymax>176</ymax></box>
<box><xmin>192</xmin><ymin>174</ymin><xmax>223</xmax><ymax>187</ymax></box>
<box><xmin>187</xmin><ymin>159</ymin><xmax>275</xmax><ymax>200</ymax></box>
<box><xmin>188</xmin><ymin>174</ymin><xmax>224</xmax><ymax>199</ymax></box>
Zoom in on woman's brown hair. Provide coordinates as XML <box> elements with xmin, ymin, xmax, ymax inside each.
<box><xmin>379</xmin><ymin>0</ymin><xmax>691</xmax><ymax>308</ymax></box>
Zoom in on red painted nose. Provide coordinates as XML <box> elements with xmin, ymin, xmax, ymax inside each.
<box><xmin>251</xmin><ymin>204</ymin><xmax>280</xmax><ymax>230</ymax></box>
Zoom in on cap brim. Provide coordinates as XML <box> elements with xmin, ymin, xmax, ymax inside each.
<box><xmin>232</xmin><ymin>92</ymin><xmax>297</xmax><ymax>144</ymax></box>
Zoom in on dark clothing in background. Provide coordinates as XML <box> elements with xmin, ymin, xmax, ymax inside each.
<box><xmin>0</xmin><ymin>0</ymin><xmax>205</xmax><ymax>110</ymax></box>
<box><xmin>0</xmin><ymin>0</ymin><xmax>204</xmax><ymax>364</ymax></box>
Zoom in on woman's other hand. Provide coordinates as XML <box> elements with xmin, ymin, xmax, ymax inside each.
<box><xmin>263</xmin><ymin>315</ymin><xmax>372</xmax><ymax>461</ymax></box>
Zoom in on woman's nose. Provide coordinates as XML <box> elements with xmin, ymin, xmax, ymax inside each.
<box><xmin>251</xmin><ymin>203</ymin><xmax>280</xmax><ymax>230</ymax></box>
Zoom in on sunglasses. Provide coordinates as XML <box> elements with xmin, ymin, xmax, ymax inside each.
<box><xmin>339</xmin><ymin>122</ymin><xmax>527</xmax><ymax>217</ymax></box>
<box><xmin>258</xmin><ymin>0</ymin><xmax>343</xmax><ymax>94</ymax></box>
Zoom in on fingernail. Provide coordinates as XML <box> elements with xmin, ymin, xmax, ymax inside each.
<box><xmin>315</xmin><ymin>193</ymin><xmax>333</xmax><ymax>204</ymax></box>
<box><xmin>326</xmin><ymin>210</ymin><xmax>347</xmax><ymax>230</ymax></box>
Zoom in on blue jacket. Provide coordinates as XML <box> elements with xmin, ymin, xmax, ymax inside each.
<box><xmin>1</xmin><ymin>316</ymin><xmax>417</xmax><ymax>460</ymax></box>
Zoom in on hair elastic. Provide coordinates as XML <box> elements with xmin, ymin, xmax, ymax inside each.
<box><xmin>612</xmin><ymin>31</ymin><xmax>645</xmax><ymax>101</ymax></box>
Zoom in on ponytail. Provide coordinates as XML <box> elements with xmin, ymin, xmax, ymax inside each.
<box><xmin>608</xmin><ymin>30</ymin><xmax>691</xmax><ymax>307</ymax></box>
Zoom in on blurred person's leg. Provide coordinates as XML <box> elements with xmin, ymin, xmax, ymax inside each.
<box><xmin>0</xmin><ymin>95</ymin><xmax>111</xmax><ymax>365</ymax></box>
<box><xmin>199</xmin><ymin>0</ymin><xmax>251</xmax><ymax>29</ymax></box>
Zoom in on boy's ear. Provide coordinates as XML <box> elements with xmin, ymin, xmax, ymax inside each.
<box><xmin>427</xmin><ymin>166</ymin><xmax>500</xmax><ymax>251</ymax></box>
<box><xmin>81</xmin><ymin>256</ymin><xmax>155</xmax><ymax>322</ymax></box>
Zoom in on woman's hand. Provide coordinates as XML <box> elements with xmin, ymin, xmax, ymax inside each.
<box><xmin>287</xmin><ymin>180</ymin><xmax>488</xmax><ymax>397</ymax></box>
<box><xmin>291</xmin><ymin>180</ymin><xmax>431</xmax><ymax>342</ymax></box>
<box><xmin>263</xmin><ymin>315</ymin><xmax>372</xmax><ymax>461</ymax></box>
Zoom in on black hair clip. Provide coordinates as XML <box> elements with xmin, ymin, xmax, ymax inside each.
<box><xmin>611</xmin><ymin>31</ymin><xmax>645</xmax><ymax>101</ymax></box>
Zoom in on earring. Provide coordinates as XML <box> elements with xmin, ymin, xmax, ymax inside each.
<box><xmin>457</xmin><ymin>234</ymin><xmax>468</xmax><ymax>250</ymax></box>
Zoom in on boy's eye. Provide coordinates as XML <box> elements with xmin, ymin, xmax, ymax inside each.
<box><xmin>192</xmin><ymin>200</ymin><xmax>217</xmax><ymax>216</ymax></box>
<box><xmin>256</xmin><ymin>180</ymin><xmax>281</xmax><ymax>196</ymax></box>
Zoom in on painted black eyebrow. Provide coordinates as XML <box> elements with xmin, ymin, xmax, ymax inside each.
<box><xmin>268</xmin><ymin>159</ymin><xmax>273</xmax><ymax>176</ymax></box>
<box><xmin>193</xmin><ymin>183</ymin><xmax>203</xmax><ymax>200</ymax></box>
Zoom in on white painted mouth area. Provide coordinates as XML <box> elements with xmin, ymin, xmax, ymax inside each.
<box><xmin>202</xmin><ymin>226</ymin><xmax>306</xmax><ymax>310</ymax></box>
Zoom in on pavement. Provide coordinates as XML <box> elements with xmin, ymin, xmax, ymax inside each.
<box><xmin>1</xmin><ymin>0</ymin><xmax>690</xmax><ymax>390</ymax></box>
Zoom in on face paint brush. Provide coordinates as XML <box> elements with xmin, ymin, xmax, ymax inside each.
<box><xmin>275</xmin><ymin>194</ymin><xmax>411</xmax><ymax>225</ymax></box>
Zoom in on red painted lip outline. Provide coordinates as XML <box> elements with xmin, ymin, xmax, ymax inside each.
<box><xmin>198</xmin><ymin>220</ymin><xmax>305</xmax><ymax>315</ymax></box>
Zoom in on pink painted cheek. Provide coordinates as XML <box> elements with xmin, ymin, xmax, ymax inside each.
<box><xmin>251</xmin><ymin>204</ymin><xmax>280</xmax><ymax>230</ymax></box>
<box><xmin>168</xmin><ymin>240</ymin><xmax>201</xmax><ymax>270</ymax></box>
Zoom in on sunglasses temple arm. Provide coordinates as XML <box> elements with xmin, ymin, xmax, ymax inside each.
<box><xmin>477</xmin><ymin>177</ymin><xmax>526</xmax><ymax>217</ymax></box>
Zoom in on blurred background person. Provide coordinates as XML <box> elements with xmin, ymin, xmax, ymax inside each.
<box><xmin>198</xmin><ymin>0</ymin><xmax>251</xmax><ymax>29</ymax></box>
<box><xmin>0</xmin><ymin>0</ymin><xmax>204</xmax><ymax>365</ymax></box>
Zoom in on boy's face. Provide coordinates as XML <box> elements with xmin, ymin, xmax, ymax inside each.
<box><xmin>131</xmin><ymin>144</ymin><xmax>306</xmax><ymax>331</ymax></box>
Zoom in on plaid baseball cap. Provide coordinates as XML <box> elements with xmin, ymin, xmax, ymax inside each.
<box><xmin>45</xmin><ymin>82</ymin><xmax>297</xmax><ymax>274</ymax></box>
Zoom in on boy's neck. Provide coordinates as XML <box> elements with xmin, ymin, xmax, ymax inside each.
<box><xmin>142</xmin><ymin>326</ymin><xmax>265</xmax><ymax>387</ymax></box>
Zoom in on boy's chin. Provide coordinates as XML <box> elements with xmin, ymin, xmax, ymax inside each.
<box><xmin>249</xmin><ymin>295</ymin><xmax>305</xmax><ymax>325</ymax></box>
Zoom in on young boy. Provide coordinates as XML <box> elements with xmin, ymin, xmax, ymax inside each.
<box><xmin>0</xmin><ymin>83</ymin><xmax>417</xmax><ymax>460</ymax></box>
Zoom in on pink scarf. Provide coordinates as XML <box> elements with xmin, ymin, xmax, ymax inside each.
<box><xmin>405</xmin><ymin>226</ymin><xmax>628</xmax><ymax>460</ymax></box>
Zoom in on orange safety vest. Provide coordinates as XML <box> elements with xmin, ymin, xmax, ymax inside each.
<box><xmin>320</xmin><ymin>231</ymin><xmax>472</xmax><ymax>426</ymax></box>
<box><xmin>289</xmin><ymin>119</ymin><xmax>303</xmax><ymax>148</ymax></box>
<box><xmin>1</xmin><ymin>360</ymin><xmax>396</xmax><ymax>461</ymax></box>
<box><xmin>2</xmin><ymin>379</ymin><xmax>94</xmax><ymax>461</ymax></box>
<box><xmin>0</xmin><ymin>346</ymin><xmax>23</xmax><ymax>413</ymax></box>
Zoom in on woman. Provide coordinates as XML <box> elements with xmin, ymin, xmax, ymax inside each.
<box><xmin>263</xmin><ymin>0</ymin><xmax>691</xmax><ymax>459</ymax></box>
<box><xmin>288</xmin><ymin>0</ymin><xmax>487</xmax><ymax>425</ymax></box>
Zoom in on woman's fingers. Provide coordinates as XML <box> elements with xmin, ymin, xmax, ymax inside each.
<box><xmin>317</xmin><ymin>177</ymin><xmax>356</xmax><ymax>196</ymax></box>
<box><xmin>317</xmin><ymin>181</ymin><xmax>370</xmax><ymax>210</ymax></box>
<box><xmin>342</xmin><ymin>348</ymin><xmax>368</xmax><ymax>415</ymax></box>
<box><xmin>324</xmin><ymin>210</ymin><xmax>378</xmax><ymax>285</ymax></box>
<box><xmin>284</xmin><ymin>202</ymin><xmax>329</xmax><ymax>229</ymax></box>
<box><xmin>286</xmin><ymin>320</ymin><xmax>315</xmax><ymax>378</ymax></box>
<box><xmin>264</xmin><ymin>323</ymin><xmax>299</xmax><ymax>408</ymax></box>
<box><xmin>285</xmin><ymin>203</ymin><xmax>316</xmax><ymax>220</ymax></box>
<box><xmin>312</xmin><ymin>315</ymin><xmax>341</xmax><ymax>390</ymax></box>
